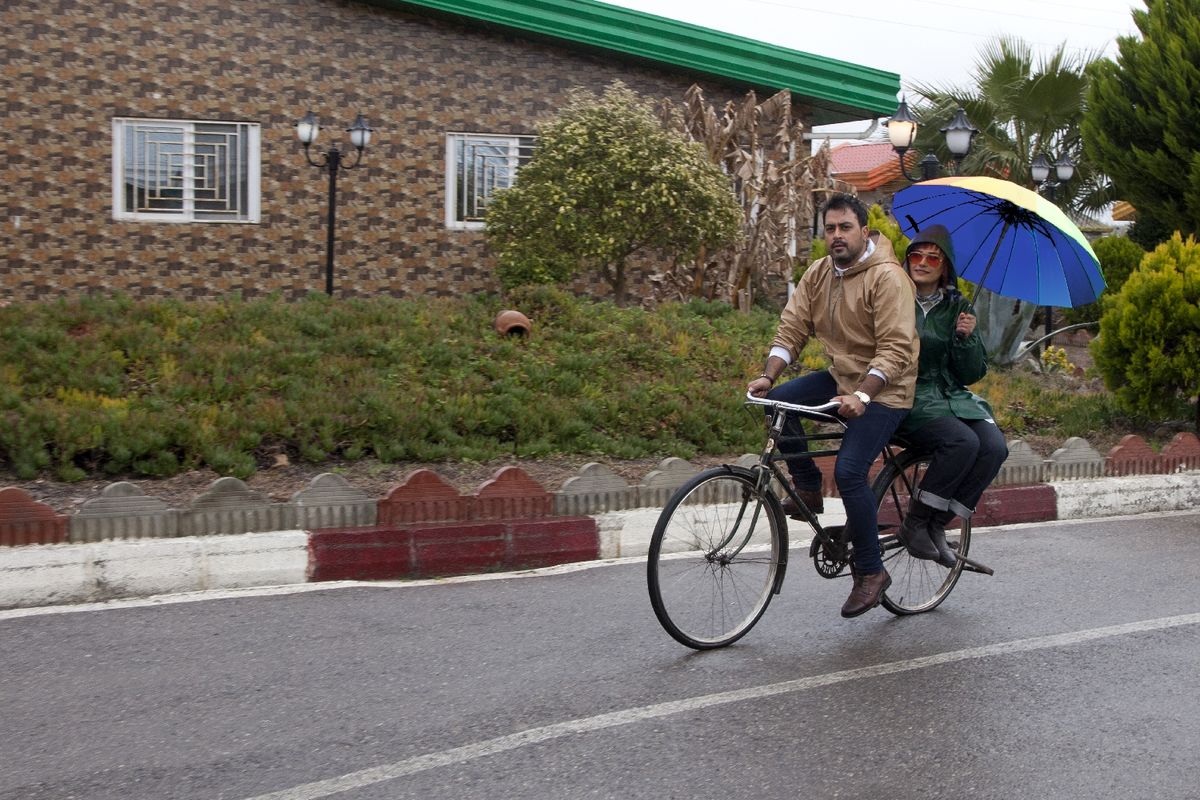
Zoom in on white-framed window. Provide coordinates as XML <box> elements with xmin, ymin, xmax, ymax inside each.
<box><xmin>445</xmin><ymin>132</ymin><xmax>536</xmax><ymax>230</ymax></box>
<box><xmin>112</xmin><ymin>118</ymin><xmax>261</xmax><ymax>223</ymax></box>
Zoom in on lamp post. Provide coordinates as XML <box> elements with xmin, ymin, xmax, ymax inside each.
<box><xmin>296</xmin><ymin>111</ymin><xmax>374</xmax><ymax>296</ymax></box>
<box><xmin>1030</xmin><ymin>152</ymin><xmax>1075</xmax><ymax>202</ymax></box>
<box><xmin>887</xmin><ymin>97</ymin><xmax>979</xmax><ymax>182</ymax></box>
<box><xmin>1030</xmin><ymin>151</ymin><xmax>1076</xmax><ymax>349</ymax></box>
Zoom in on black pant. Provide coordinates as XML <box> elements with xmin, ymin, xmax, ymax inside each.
<box><xmin>904</xmin><ymin>416</ymin><xmax>1007</xmax><ymax>518</ymax></box>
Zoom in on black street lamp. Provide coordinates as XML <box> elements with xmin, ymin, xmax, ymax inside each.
<box><xmin>1030</xmin><ymin>152</ymin><xmax>1075</xmax><ymax>202</ymax></box>
<box><xmin>887</xmin><ymin>97</ymin><xmax>979</xmax><ymax>182</ymax></box>
<box><xmin>1030</xmin><ymin>151</ymin><xmax>1076</xmax><ymax>349</ymax></box>
<box><xmin>296</xmin><ymin>111</ymin><xmax>374</xmax><ymax>296</ymax></box>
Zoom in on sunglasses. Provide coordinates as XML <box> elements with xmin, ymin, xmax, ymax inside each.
<box><xmin>908</xmin><ymin>250</ymin><xmax>945</xmax><ymax>267</ymax></box>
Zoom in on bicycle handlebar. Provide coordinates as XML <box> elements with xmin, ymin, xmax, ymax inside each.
<box><xmin>744</xmin><ymin>392</ymin><xmax>841</xmax><ymax>417</ymax></box>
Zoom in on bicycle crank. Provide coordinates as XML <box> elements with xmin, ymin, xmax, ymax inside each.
<box><xmin>809</xmin><ymin>524</ymin><xmax>850</xmax><ymax>579</ymax></box>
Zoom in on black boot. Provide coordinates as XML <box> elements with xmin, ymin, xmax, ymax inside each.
<box><xmin>926</xmin><ymin>510</ymin><xmax>959</xmax><ymax>568</ymax></box>
<box><xmin>897</xmin><ymin>499</ymin><xmax>939</xmax><ymax>561</ymax></box>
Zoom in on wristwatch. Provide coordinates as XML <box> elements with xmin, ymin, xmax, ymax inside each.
<box><xmin>853</xmin><ymin>390</ymin><xmax>871</xmax><ymax>405</ymax></box>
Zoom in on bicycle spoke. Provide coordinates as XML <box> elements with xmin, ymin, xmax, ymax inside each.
<box><xmin>648</xmin><ymin>469</ymin><xmax>784</xmax><ymax>649</ymax></box>
<box><xmin>874</xmin><ymin>454</ymin><xmax>970</xmax><ymax>615</ymax></box>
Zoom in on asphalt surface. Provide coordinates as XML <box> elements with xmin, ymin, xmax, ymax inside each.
<box><xmin>2</xmin><ymin>511</ymin><xmax>1199</xmax><ymax>800</ymax></box>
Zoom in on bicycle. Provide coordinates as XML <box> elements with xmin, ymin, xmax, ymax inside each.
<box><xmin>647</xmin><ymin>393</ymin><xmax>994</xmax><ymax>650</ymax></box>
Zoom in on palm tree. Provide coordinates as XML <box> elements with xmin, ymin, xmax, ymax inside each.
<box><xmin>907</xmin><ymin>36</ymin><xmax>1108</xmax><ymax>365</ymax></box>
<box><xmin>912</xmin><ymin>37</ymin><xmax>1110</xmax><ymax>210</ymax></box>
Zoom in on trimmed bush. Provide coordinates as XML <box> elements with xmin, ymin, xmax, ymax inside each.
<box><xmin>1093</xmin><ymin>233</ymin><xmax>1200</xmax><ymax>429</ymax></box>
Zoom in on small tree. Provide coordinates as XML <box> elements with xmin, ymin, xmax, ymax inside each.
<box><xmin>656</xmin><ymin>86</ymin><xmax>840</xmax><ymax>308</ymax></box>
<box><xmin>484</xmin><ymin>82</ymin><xmax>742</xmax><ymax>305</ymax></box>
<box><xmin>1092</xmin><ymin>233</ymin><xmax>1200</xmax><ymax>430</ymax></box>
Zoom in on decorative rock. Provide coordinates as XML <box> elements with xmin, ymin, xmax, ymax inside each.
<box><xmin>179</xmin><ymin>477</ymin><xmax>295</xmax><ymax>536</ymax></box>
<box><xmin>71</xmin><ymin>482</ymin><xmax>177</xmax><ymax>543</ymax></box>
<box><xmin>0</xmin><ymin>487</ymin><xmax>68</xmax><ymax>547</ymax></box>
<box><xmin>638</xmin><ymin>457</ymin><xmax>699</xmax><ymax>509</ymax></box>
<box><xmin>555</xmin><ymin>462</ymin><xmax>635</xmax><ymax>515</ymax></box>
<box><xmin>379</xmin><ymin>469</ymin><xmax>470</xmax><ymax>525</ymax></box>
<box><xmin>1106</xmin><ymin>435</ymin><xmax>1161</xmax><ymax>477</ymax></box>
<box><xmin>1046</xmin><ymin>437</ymin><xmax>1105</xmax><ymax>481</ymax></box>
<box><xmin>291</xmin><ymin>473</ymin><xmax>377</xmax><ymax>529</ymax></box>
<box><xmin>994</xmin><ymin>439</ymin><xmax>1045</xmax><ymax>486</ymax></box>
<box><xmin>1161</xmin><ymin>432</ymin><xmax>1200</xmax><ymax>473</ymax></box>
<box><xmin>473</xmin><ymin>466</ymin><xmax>553</xmax><ymax>519</ymax></box>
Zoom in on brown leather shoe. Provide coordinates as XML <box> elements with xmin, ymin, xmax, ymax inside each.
<box><xmin>781</xmin><ymin>486</ymin><xmax>824</xmax><ymax>517</ymax></box>
<box><xmin>840</xmin><ymin>569</ymin><xmax>891</xmax><ymax>618</ymax></box>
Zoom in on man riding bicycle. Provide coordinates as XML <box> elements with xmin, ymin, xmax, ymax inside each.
<box><xmin>747</xmin><ymin>193</ymin><xmax>918</xmax><ymax>618</ymax></box>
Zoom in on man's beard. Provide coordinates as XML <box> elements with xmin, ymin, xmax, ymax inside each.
<box><xmin>832</xmin><ymin>246</ymin><xmax>862</xmax><ymax>267</ymax></box>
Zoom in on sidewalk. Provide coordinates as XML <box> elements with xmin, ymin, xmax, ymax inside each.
<box><xmin>2</xmin><ymin>471</ymin><xmax>1198</xmax><ymax>610</ymax></box>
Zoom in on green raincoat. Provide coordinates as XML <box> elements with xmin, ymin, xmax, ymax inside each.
<box><xmin>898</xmin><ymin>223</ymin><xmax>995</xmax><ymax>435</ymax></box>
<box><xmin>899</xmin><ymin>294</ymin><xmax>996</xmax><ymax>434</ymax></box>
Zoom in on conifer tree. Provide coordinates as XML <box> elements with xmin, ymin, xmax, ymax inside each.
<box><xmin>1083</xmin><ymin>0</ymin><xmax>1200</xmax><ymax>242</ymax></box>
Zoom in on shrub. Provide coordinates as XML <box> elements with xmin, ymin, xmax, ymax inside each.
<box><xmin>0</xmin><ymin>293</ymin><xmax>781</xmax><ymax>480</ymax></box>
<box><xmin>0</xmin><ymin>287</ymin><xmax>1178</xmax><ymax>482</ymax></box>
<box><xmin>1093</xmin><ymin>233</ymin><xmax>1200</xmax><ymax>429</ymax></box>
<box><xmin>1062</xmin><ymin>235</ymin><xmax>1146</xmax><ymax>326</ymax></box>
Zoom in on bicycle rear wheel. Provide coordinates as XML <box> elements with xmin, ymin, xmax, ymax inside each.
<box><xmin>873</xmin><ymin>451</ymin><xmax>971</xmax><ymax>615</ymax></box>
<box><xmin>647</xmin><ymin>467</ymin><xmax>787</xmax><ymax>649</ymax></box>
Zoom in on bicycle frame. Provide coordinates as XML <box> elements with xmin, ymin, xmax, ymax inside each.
<box><xmin>746</xmin><ymin>393</ymin><xmax>847</xmax><ymax>544</ymax></box>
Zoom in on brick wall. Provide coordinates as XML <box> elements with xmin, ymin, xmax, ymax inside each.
<box><xmin>1</xmin><ymin>0</ymin><xmax>766</xmax><ymax>302</ymax></box>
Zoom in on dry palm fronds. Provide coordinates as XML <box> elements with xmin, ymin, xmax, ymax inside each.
<box><xmin>653</xmin><ymin>86</ymin><xmax>843</xmax><ymax>308</ymax></box>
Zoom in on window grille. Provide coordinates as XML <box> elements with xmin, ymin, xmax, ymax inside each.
<box><xmin>445</xmin><ymin>133</ymin><xmax>536</xmax><ymax>229</ymax></box>
<box><xmin>112</xmin><ymin>118</ymin><xmax>261</xmax><ymax>223</ymax></box>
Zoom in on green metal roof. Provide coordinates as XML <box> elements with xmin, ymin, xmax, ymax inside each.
<box><xmin>365</xmin><ymin>0</ymin><xmax>900</xmax><ymax>125</ymax></box>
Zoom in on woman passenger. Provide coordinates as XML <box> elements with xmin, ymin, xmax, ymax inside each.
<box><xmin>896</xmin><ymin>225</ymin><xmax>1008</xmax><ymax>566</ymax></box>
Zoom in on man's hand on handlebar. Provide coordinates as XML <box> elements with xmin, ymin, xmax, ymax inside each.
<box><xmin>747</xmin><ymin>376</ymin><xmax>773</xmax><ymax>398</ymax></box>
<box><xmin>833</xmin><ymin>394</ymin><xmax>869</xmax><ymax>419</ymax></box>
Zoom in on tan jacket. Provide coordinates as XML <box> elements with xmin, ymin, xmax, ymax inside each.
<box><xmin>772</xmin><ymin>234</ymin><xmax>918</xmax><ymax>408</ymax></box>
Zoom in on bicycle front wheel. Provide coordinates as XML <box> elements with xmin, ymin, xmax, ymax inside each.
<box><xmin>647</xmin><ymin>467</ymin><xmax>787</xmax><ymax>649</ymax></box>
<box><xmin>873</xmin><ymin>451</ymin><xmax>971</xmax><ymax>615</ymax></box>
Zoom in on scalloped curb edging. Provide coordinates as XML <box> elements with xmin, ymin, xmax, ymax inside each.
<box><xmin>2</xmin><ymin>437</ymin><xmax>1199</xmax><ymax>610</ymax></box>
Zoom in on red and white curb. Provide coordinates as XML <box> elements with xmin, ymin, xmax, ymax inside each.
<box><xmin>2</xmin><ymin>472</ymin><xmax>1198</xmax><ymax>610</ymax></box>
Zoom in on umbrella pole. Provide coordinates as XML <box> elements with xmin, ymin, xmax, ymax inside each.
<box><xmin>975</xmin><ymin>220</ymin><xmax>1011</xmax><ymax>292</ymax></box>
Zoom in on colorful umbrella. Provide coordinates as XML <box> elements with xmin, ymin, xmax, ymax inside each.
<box><xmin>891</xmin><ymin>176</ymin><xmax>1105</xmax><ymax>308</ymax></box>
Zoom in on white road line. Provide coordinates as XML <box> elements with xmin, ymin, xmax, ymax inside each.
<box><xmin>243</xmin><ymin>611</ymin><xmax>1200</xmax><ymax>800</ymax></box>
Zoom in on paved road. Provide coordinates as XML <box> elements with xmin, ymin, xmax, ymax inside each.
<box><xmin>2</xmin><ymin>512</ymin><xmax>1199</xmax><ymax>800</ymax></box>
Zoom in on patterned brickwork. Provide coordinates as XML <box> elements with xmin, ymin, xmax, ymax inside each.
<box><xmin>1</xmin><ymin>0</ymin><xmax>760</xmax><ymax>303</ymax></box>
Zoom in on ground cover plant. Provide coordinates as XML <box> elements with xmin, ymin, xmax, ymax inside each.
<box><xmin>0</xmin><ymin>289</ymin><xmax>1184</xmax><ymax>482</ymax></box>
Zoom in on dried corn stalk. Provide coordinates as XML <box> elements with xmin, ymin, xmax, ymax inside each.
<box><xmin>653</xmin><ymin>85</ymin><xmax>848</xmax><ymax>307</ymax></box>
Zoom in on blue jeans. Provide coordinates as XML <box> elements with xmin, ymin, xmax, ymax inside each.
<box><xmin>767</xmin><ymin>370</ymin><xmax>908</xmax><ymax>574</ymax></box>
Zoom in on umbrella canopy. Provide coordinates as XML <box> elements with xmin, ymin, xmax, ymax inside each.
<box><xmin>891</xmin><ymin>176</ymin><xmax>1105</xmax><ymax>308</ymax></box>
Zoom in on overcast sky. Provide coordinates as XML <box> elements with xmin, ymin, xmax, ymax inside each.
<box><xmin>600</xmin><ymin>0</ymin><xmax>1144</xmax><ymax>126</ymax></box>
